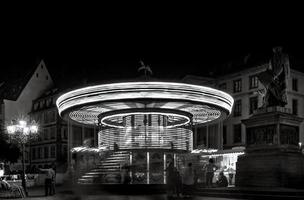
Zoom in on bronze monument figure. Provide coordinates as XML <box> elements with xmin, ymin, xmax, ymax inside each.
<box><xmin>257</xmin><ymin>46</ymin><xmax>290</xmax><ymax>107</ymax></box>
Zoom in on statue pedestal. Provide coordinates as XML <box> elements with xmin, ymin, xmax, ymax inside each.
<box><xmin>235</xmin><ymin>107</ymin><xmax>304</xmax><ymax>188</ymax></box>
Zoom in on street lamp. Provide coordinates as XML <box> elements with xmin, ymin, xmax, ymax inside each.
<box><xmin>7</xmin><ymin>120</ymin><xmax>38</xmax><ymax>197</ymax></box>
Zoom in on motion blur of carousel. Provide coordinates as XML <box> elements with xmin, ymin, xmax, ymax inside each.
<box><xmin>56</xmin><ymin>81</ymin><xmax>233</xmax><ymax>185</ymax></box>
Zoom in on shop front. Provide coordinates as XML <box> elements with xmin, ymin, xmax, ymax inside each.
<box><xmin>182</xmin><ymin>147</ymin><xmax>244</xmax><ymax>186</ymax></box>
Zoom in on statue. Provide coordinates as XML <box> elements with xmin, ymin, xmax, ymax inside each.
<box><xmin>138</xmin><ymin>60</ymin><xmax>153</xmax><ymax>79</ymax></box>
<box><xmin>257</xmin><ymin>47</ymin><xmax>290</xmax><ymax>107</ymax></box>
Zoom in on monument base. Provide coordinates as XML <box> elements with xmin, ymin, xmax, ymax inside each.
<box><xmin>235</xmin><ymin>107</ymin><xmax>304</xmax><ymax>188</ymax></box>
<box><xmin>236</xmin><ymin>149</ymin><xmax>304</xmax><ymax>188</ymax></box>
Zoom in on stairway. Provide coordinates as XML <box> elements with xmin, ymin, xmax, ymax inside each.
<box><xmin>78</xmin><ymin>151</ymin><xmax>130</xmax><ymax>185</ymax></box>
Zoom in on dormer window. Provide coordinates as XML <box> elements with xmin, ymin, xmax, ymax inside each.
<box><xmin>34</xmin><ymin>102</ymin><xmax>39</xmax><ymax>110</ymax></box>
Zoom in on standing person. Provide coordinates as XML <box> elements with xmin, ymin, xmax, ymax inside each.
<box><xmin>120</xmin><ymin>164</ymin><xmax>126</xmax><ymax>184</ymax></box>
<box><xmin>50</xmin><ymin>164</ymin><xmax>56</xmax><ymax>195</ymax></box>
<box><xmin>174</xmin><ymin>167</ymin><xmax>182</xmax><ymax>197</ymax></box>
<box><xmin>182</xmin><ymin>162</ymin><xmax>195</xmax><ymax>198</ymax></box>
<box><xmin>120</xmin><ymin>164</ymin><xmax>131</xmax><ymax>184</ymax></box>
<box><xmin>39</xmin><ymin>165</ymin><xmax>55</xmax><ymax>196</ymax></box>
<box><xmin>204</xmin><ymin>158</ymin><xmax>218</xmax><ymax>188</ymax></box>
<box><xmin>165</xmin><ymin>161</ymin><xmax>175</xmax><ymax>198</ymax></box>
<box><xmin>124</xmin><ymin>166</ymin><xmax>131</xmax><ymax>184</ymax></box>
<box><xmin>216</xmin><ymin>171</ymin><xmax>228</xmax><ymax>187</ymax></box>
<box><xmin>227</xmin><ymin>166</ymin><xmax>235</xmax><ymax>185</ymax></box>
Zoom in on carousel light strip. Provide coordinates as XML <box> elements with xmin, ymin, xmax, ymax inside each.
<box><xmin>58</xmin><ymin>89</ymin><xmax>232</xmax><ymax>116</ymax></box>
<box><xmin>56</xmin><ymin>82</ymin><xmax>234</xmax><ymax>117</ymax></box>
<box><xmin>57</xmin><ymin>82</ymin><xmax>233</xmax><ymax>105</ymax></box>
<box><xmin>98</xmin><ymin>127</ymin><xmax>193</xmax><ymax>151</ymax></box>
<box><xmin>100</xmin><ymin>112</ymin><xmax>191</xmax><ymax>129</ymax></box>
<box><xmin>67</xmin><ymin>103</ymin><xmax>222</xmax><ymax>125</ymax></box>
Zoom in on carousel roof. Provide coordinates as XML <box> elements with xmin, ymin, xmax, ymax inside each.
<box><xmin>56</xmin><ymin>81</ymin><xmax>234</xmax><ymax>126</ymax></box>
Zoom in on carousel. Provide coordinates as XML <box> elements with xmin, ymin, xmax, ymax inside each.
<box><xmin>57</xmin><ymin>81</ymin><xmax>233</xmax><ymax>184</ymax></box>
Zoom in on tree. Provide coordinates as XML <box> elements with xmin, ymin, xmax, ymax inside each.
<box><xmin>0</xmin><ymin>131</ymin><xmax>21</xmax><ymax>163</ymax></box>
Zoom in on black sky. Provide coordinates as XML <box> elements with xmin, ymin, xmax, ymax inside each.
<box><xmin>2</xmin><ymin>5</ymin><xmax>304</xmax><ymax>87</ymax></box>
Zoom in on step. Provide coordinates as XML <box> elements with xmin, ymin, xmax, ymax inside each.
<box><xmin>77</xmin><ymin>180</ymin><xmax>94</xmax><ymax>184</ymax></box>
<box><xmin>86</xmin><ymin>172</ymin><xmax>103</xmax><ymax>175</ymax></box>
<box><xmin>99</xmin><ymin>165</ymin><xmax>120</xmax><ymax>169</ymax></box>
<box><xmin>98</xmin><ymin>162</ymin><xmax>121</xmax><ymax>165</ymax></box>
<box><xmin>91</xmin><ymin>170</ymin><xmax>120</xmax><ymax>173</ymax></box>
<box><xmin>106</xmin><ymin>157</ymin><xmax>128</xmax><ymax>160</ymax></box>
<box><xmin>97</xmin><ymin>162</ymin><xmax>121</xmax><ymax>166</ymax></box>
<box><xmin>92</xmin><ymin>168</ymin><xmax>120</xmax><ymax>172</ymax></box>
<box><xmin>114</xmin><ymin>151</ymin><xmax>130</xmax><ymax>154</ymax></box>
<box><xmin>78</xmin><ymin>178</ymin><xmax>94</xmax><ymax>182</ymax></box>
<box><xmin>81</xmin><ymin>175</ymin><xmax>99</xmax><ymax>178</ymax></box>
<box><xmin>98</xmin><ymin>163</ymin><xmax>122</xmax><ymax>167</ymax></box>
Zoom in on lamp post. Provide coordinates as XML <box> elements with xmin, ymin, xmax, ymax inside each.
<box><xmin>7</xmin><ymin>120</ymin><xmax>38</xmax><ymax>197</ymax></box>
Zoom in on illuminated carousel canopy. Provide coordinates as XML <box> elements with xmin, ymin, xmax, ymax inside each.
<box><xmin>57</xmin><ymin>81</ymin><xmax>233</xmax><ymax>152</ymax></box>
<box><xmin>56</xmin><ymin>82</ymin><xmax>234</xmax><ymax>126</ymax></box>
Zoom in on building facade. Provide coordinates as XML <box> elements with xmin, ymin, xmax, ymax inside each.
<box><xmin>29</xmin><ymin>88</ymin><xmax>98</xmax><ymax>173</ymax></box>
<box><xmin>184</xmin><ymin>64</ymin><xmax>304</xmax><ymax>150</ymax></box>
<box><xmin>0</xmin><ymin>60</ymin><xmax>54</xmax><ymax>125</ymax></box>
<box><xmin>0</xmin><ymin>60</ymin><xmax>54</xmax><ymax>171</ymax></box>
<box><xmin>29</xmin><ymin>88</ymin><xmax>68</xmax><ymax>172</ymax></box>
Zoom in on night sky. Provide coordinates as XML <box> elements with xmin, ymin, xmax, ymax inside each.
<box><xmin>1</xmin><ymin>5</ymin><xmax>304</xmax><ymax>88</ymax></box>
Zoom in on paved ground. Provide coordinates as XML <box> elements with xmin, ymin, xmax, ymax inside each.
<box><xmin>24</xmin><ymin>194</ymin><xmax>244</xmax><ymax>200</ymax></box>
<box><xmin>17</xmin><ymin>186</ymin><xmax>244</xmax><ymax>200</ymax></box>
<box><xmin>6</xmin><ymin>184</ymin><xmax>304</xmax><ymax>199</ymax></box>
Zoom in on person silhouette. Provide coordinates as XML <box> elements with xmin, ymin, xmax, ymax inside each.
<box><xmin>204</xmin><ymin>158</ymin><xmax>218</xmax><ymax>188</ymax></box>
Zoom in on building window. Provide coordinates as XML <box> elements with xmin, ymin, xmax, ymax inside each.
<box><xmin>233</xmin><ymin>79</ymin><xmax>242</xmax><ymax>93</ymax></box>
<box><xmin>32</xmin><ymin>148</ymin><xmax>36</xmax><ymax>160</ymax></box>
<box><xmin>44</xmin><ymin>128</ymin><xmax>49</xmax><ymax>140</ymax></box>
<box><xmin>39</xmin><ymin>101</ymin><xmax>43</xmax><ymax>109</ymax></box>
<box><xmin>234</xmin><ymin>99</ymin><xmax>242</xmax><ymax>117</ymax></box>
<box><xmin>292</xmin><ymin>78</ymin><xmax>298</xmax><ymax>91</ymax></box>
<box><xmin>249</xmin><ymin>75</ymin><xmax>259</xmax><ymax>89</ymax></box>
<box><xmin>249</xmin><ymin>96</ymin><xmax>258</xmax><ymax>114</ymax></box>
<box><xmin>62</xmin><ymin>145</ymin><xmax>67</xmax><ymax>159</ymax></box>
<box><xmin>50</xmin><ymin>146</ymin><xmax>56</xmax><ymax>158</ymax></box>
<box><xmin>292</xmin><ymin>99</ymin><xmax>298</xmax><ymax>115</ymax></box>
<box><xmin>38</xmin><ymin>113</ymin><xmax>43</xmax><ymax>124</ymax></box>
<box><xmin>46</xmin><ymin>99</ymin><xmax>51</xmax><ymax>107</ymax></box>
<box><xmin>44</xmin><ymin>110</ymin><xmax>56</xmax><ymax>124</ymax></box>
<box><xmin>44</xmin><ymin>146</ymin><xmax>49</xmax><ymax>159</ymax></box>
<box><xmin>50</xmin><ymin>127</ymin><xmax>56</xmax><ymax>139</ymax></box>
<box><xmin>38</xmin><ymin>147</ymin><xmax>42</xmax><ymax>159</ymax></box>
<box><xmin>233</xmin><ymin>124</ymin><xmax>242</xmax><ymax>143</ymax></box>
<box><xmin>61</xmin><ymin>127</ymin><xmax>68</xmax><ymax>140</ymax></box>
<box><xmin>38</xmin><ymin>132</ymin><xmax>42</xmax><ymax>141</ymax></box>
<box><xmin>34</xmin><ymin>103</ymin><xmax>39</xmax><ymax>111</ymax></box>
<box><xmin>219</xmin><ymin>83</ymin><xmax>227</xmax><ymax>90</ymax></box>
<box><xmin>223</xmin><ymin>125</ymin><xmax>227</xmax><ymax>145</ymax></box>
<box><xmin>52</xmin><ymin>98</ymin><xmax>56</xmax><ymax>105</ymax></box>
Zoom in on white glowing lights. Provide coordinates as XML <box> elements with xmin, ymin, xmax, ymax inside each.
<box><xmin>100</xmin><ymin>111</ymin><xmax>191</xmax><ymax>129</ymax></box>
<box><xmin>191</xmin><ymin>149</ymin><xmax>218</xmax><ymax>154</ymax></box>
<box><xmin>57</xmin><ymin>82</ymin><xmax>233</xmax><ymax>126</ymax></box>
<box><xmin>98</xmin><ymin>127</ymin><xmax>193</xmax><ymax>151</ymax></box>
<box><xmin>70</xmin><ymin>146</ymin><xmax>109</xmax><ymax>153</ymax></box>
<box><xmin>7</xmin><ymin>120</ymin><xmax>38</xmax><ymax>136</ymax></box>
